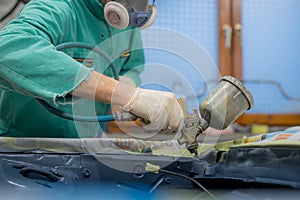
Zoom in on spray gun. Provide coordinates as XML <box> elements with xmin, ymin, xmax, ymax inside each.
<box><xmin>177</xmin><ymin>76</ymin><xmax>254</xmax><ymax>155</ymax></box>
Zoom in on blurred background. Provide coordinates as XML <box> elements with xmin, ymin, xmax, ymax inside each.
<box><xmin>140</xmin><ymin>0</ymin><xmax>300</xmax><ymax>135</ymax></box>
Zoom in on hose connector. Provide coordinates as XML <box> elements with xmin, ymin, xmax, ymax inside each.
<box><xmin>114</xmin><ymin>111</ymin><xmax>137</xmax><ymax>121</ymax></box>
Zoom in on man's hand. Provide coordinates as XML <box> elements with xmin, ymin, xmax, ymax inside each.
<box><xmin>122</xmin><ymin>88</ymin><xmax>185</xmax><ymax>133</ymax></box>
<box><xmin>71</xmin><ymin>71</ymin><xmax>184</xmax><ymax>133</ymax></box>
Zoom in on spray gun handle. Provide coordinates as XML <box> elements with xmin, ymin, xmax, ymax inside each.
<box><xmin>177</xmin><ymin>98</ymin><xmax>209</xmax><ymax>155</ymax></box>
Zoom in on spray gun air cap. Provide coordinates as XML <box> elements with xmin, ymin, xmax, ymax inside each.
<box><xmin>199</xmin><ymin>76</ymin><xmax>254</xmax><ymax>130</ymax></box>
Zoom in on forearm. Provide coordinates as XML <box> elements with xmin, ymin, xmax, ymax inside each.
<box><xmin>72</xmin><ymin>71</ymin><xmax>185</xmax><ymax>133</ymax></box>
<box><xmin>71</xmin><ymin>71</ymin><xmax>136</xmax><ymax>106</ymax></box>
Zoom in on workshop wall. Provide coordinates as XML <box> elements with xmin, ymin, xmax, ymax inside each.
<box><xmin>141</xmin><ymin>0</ymin><xmax>300</xmax><ymax>114</ymax></box>
<box><xmin>242</xmin><ymin>0</ymin><xmax>300</xmax><ymax>113</ymax></box>
<box><xmin>2</xmin><ymin>0</ymin><xmax>299</xmax><ymax>114</ymax></box>
<box><xmin>140</xmin><ymin>0</ymin><xmax>219</xmax><ymax>110</ymax></box>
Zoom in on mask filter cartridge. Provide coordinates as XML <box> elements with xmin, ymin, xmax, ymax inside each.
<box><xmin>104</xmin><ymin>0</ymin><xmax>157</xmax><ymax>29</ymax></box>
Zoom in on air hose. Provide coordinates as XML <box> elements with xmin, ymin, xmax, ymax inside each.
<box><xmin>36</xmin><ymin>42</ymin><xmax>135</xmax><ymax>122</ymax></box>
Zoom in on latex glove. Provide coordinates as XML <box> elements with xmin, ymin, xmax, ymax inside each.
<box><xmin>122</xmin><ymin>88</ymin><xmax>185</xmax><ymax>133</ymax></box>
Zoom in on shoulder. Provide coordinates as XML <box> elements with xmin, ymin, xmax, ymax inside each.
<box><xmin>15</xmin><ymin>0</ymin><xmax>86</xmax><ymax>33</ymax></box>
<box><xmin>19</xmin><ymin>0</ymin><xmax>78</xmax><ymax>19</ymax></box>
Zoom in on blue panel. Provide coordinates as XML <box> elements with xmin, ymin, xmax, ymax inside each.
<box><xmin>242</xmin><ymin>0</ymin><xmax>300</xmax><ymax>113</ymax></box>
<box><xmin>140</xmin><ymin>0</ymin><xmax>219</xmax><ymax>110</ymax></box>
<box><xmin>148</xmin><ymin>0</ymin><xmax>219</xmax><ymax>64</ymax></box>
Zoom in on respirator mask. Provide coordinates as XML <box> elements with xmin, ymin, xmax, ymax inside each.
<box><xmin>103</xmin><ymin>0</ymin><xmax>157</xmax><ymax>29</ymax></box>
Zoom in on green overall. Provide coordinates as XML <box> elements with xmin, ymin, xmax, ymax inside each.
<box><xmin>0</xmin><ymin>0</ymin><xmax>145</xmax><ymax>138</ymax></box>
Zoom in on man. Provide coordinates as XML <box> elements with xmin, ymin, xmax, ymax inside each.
<box><xmin>0</xmin><ymin>0</ymin><xmax>184</xmax><ymax>138</ymax></box>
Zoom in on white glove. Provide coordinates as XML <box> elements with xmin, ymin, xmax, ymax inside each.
<box><xmin>122</xmin><ymin>88</ymin><xmax>185</xmax><ymax>133</ymax></box>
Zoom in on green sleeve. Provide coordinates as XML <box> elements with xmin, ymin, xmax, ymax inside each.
<box><xmin>119</xmin><ymin>29</ymin><xmax>145</xmax><ymax>86</ymax></box>
<box><xmin>0</xmin><ymin>1</ymin><xmax>92</xmax><ymax>105</ymax></box>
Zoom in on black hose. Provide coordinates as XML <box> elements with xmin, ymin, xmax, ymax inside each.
<box><xmin>37</xmin><ymin>99</ymin><xmax>115</xmax><ymax>122</ymax></box>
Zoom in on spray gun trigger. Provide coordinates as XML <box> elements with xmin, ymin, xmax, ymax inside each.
<box><xmin>177</xmin><ymin>101</ymin><xmax>204</xmax><ymax>155</ymax></box>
